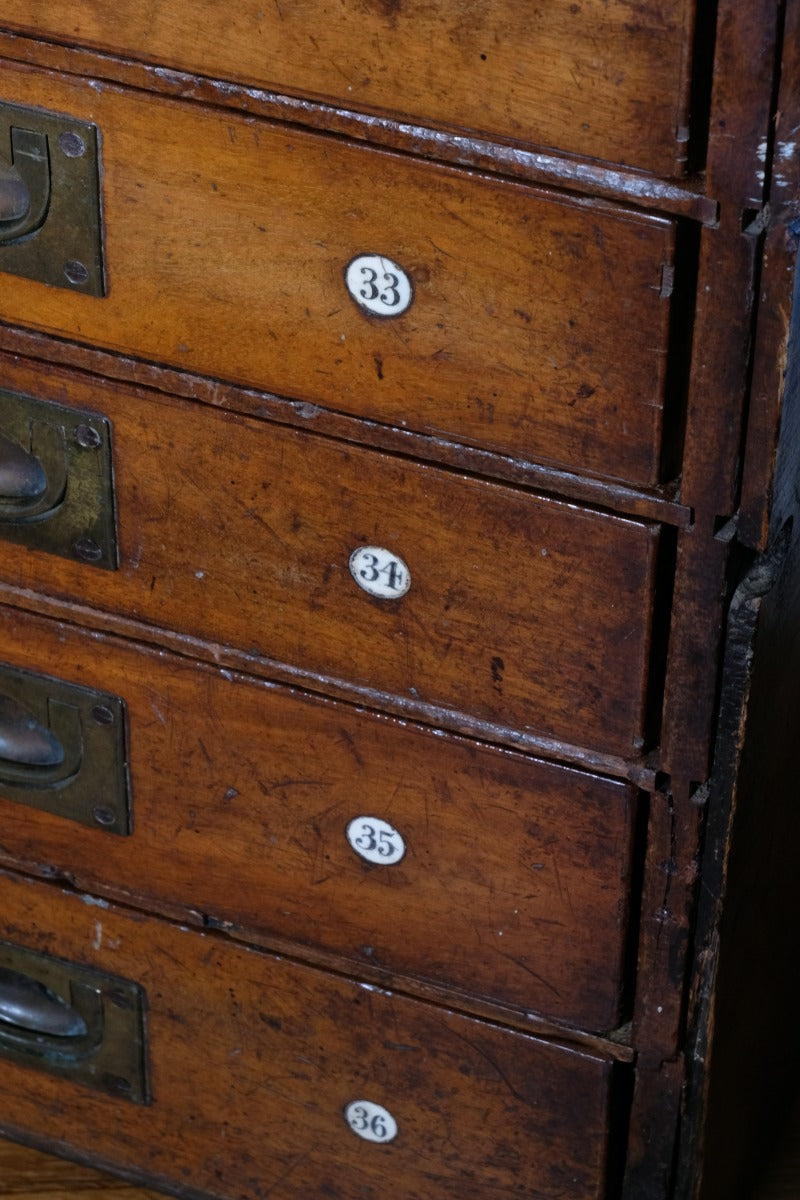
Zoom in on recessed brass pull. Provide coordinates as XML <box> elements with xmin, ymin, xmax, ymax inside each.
<box><xmin>0</xmin><ymin>160</ymin><xmax>30</xmax><ymax>224</ymax></box>
<box><xmin>0</xmin><ymin>392</ymin><xmax>116</xmax><ymax>569</ymax></box>
<box><xmin>0</xmin><ymin>664</ymin><xmax>131</xmax><ymax>834</ymax></box>
<box><xmin>0</xmin><ymin>127</ymin><xmax>50</xmax><ymax>245</ymax></box>
<box><xmin>0</xmin><ymin>942</ymin><xmax>149</xmax><ymax>1101</ymax></box>
<box><xmin>0</xmin><ymin>423</ymin><xmax>67</xmax><ymax>523</ymax></box>
<box><xmin>0</xmin><ymin>967</ymin><xmax>88</xmax><ymax>1038</ymax></box>
<box><xmin>0</xmin><ymin>103</ymin><xmax>103</xmax><ymax>294</ymax></box>
<box><xmin>0</xmin><ymin>692</ymin><xmax>65</xmax><ymax>769</ymax></box>
<box><xmin>0</xmin><ymin>430</ymin><xmax>48</xmax><ymax>502</ymax></box>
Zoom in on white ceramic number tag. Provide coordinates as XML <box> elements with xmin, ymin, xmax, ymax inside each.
<box><xmin>349</xmin><ymin>546</ymin><xmax>411</xmax><ymax>599</ymax></box>
<box><xmin>344</xmin><ymin>1100</ymin><xmax>398</xmax><ymax>1144</ymax></box>
<box><xmin>345</xmin><ymin>254</ymin><xmax>413</xmax><ymax>317</ymax></box>
<box><xmin>346</xmin><ymin>817</ymin><xmax>406</xmax><ymax>866</ymax></box>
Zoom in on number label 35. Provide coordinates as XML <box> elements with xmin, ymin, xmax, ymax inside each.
<box><xmin>347</xmin><ymin>817</ymin><xmax>406</xmax><ymax>865</ymax></box>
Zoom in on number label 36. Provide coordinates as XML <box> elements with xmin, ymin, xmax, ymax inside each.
<box><xmin>345</xmin><ymin>254</ymin><xmax>414</xmax><ymax>317</ymax></box>
<box><xmin>345</xmin><ymin>1100</ymin><xmax>398</xmax><ymax>1143</ymax></box>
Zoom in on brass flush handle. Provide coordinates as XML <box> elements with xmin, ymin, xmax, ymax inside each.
<box><xmin>0</xmin><ymin>692</ymin><xmax>65</xmax><ymax>769</ymax></box>
<box><xmin>0</xmin><ymin>942</ymin><xmax>149</xmax><ymax>1099</ymax></box>
<box><xmin>0</xmin><ymin>127</ymin><xmax>51</xmax><ymax>244</ymax></box>
<box><xmin>0</xmin><ymin>161</ymin><xmax>30</xmax><ymax>223</ymax></box>
<box><xmin>0</xmin><ymin>967</ymin><xmax>88</xmax><ymax>1039</ymax></box>
<box><xmin>0</xmin><ymin>425</ymin><xmax>69</xmax><ymax>525</ymax></box>
<box><xmin>0</xmin><ymin>663</ymin><xmax>130</xmax><ymax>834</ymax></box>
<box><xmin>0</xmin><ymin>429</ymin><xmax>48</xmax><ymax>504</ymax></box>
<box><xmin>0</xmin><ymin>966</ymin><xmax>103</xmax><ymax>1066</ymax></box>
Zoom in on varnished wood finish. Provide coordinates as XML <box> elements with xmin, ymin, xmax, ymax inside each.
<box><xmin>0</xmin><ymin>1</ymin><xmax>698</xmax><ymax>175</ymax></box>
<box><xmin>0</xmin><ymin>5</ymin><xmax>797</xmax><ymax>1199</ymax></box>
<box><xmin>0</xmin><ymin>59</ymin><xmax>677</xmax><ymax>486</ymax></box>
<box><xmin>0</xmin><ymin>1138</ymin><xmax>152</xmax><ymax>1194</ymax></box>
<box><xmin>0</xmin><ymin>32</ymin><xmax>719</xmax><ymax>226</ymax></box>
<box><xmin>0</xmin><ymin>604</ymin><xmax>639</xmax><ymax>1032</ymax></box>
<box><xmin>0</xmin><ymin>368</ymin><xmax>662</xmax><ymax>759</ymax></box>
<box><xmin>0</xmin><ymin>868</ymin><xmax>618</xmax><ymax>1200</ymax></box>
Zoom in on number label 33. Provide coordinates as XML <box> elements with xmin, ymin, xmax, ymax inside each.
<box><xmin>345</xmin><ymin>254</ymin><xmax>414</xmax><ymax>317</ymax></box>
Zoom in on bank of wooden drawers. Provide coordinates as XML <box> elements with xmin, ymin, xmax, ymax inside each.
<box><xmin>0</xmin><ymin>14</ymin><xmax>692</xmax><ymax>1200</ymax></box>
<box><xmin>0</xmin><ymin>61</ymin><xmax>677</xmax><ymax>485</ymax></box>
<box><xmin>0</xmin><ymin>869</ymin><xmax>621</xmax><ymax>1200</ymax></box>
<box><xmin>0</xmin><ymin>0</ymin><xmax>698</xmax><ymax>175</ymax></box>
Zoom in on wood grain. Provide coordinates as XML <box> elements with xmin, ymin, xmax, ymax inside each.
<box><xmin>0</xmin><ymin>361</ymin><xmax>661</xmax><ymax>760</ymax></box>
<box><xmin>0</xmin><ymin>0</ymin><xmax>696</xmax><ymax>175</ymax></box>
<box><xmin>0</xmin><ymin>868</ymin><xmax>616</xmax><ymax>1200</ymax></box>
<box><xmin>0</xmin><ymin>1139</ymin><xmax>155</xmax><ymax>1194</ymax></box>
<box><xmin>0</xmin><ymin>603</ymin><xmax>639</xmax><ymax>1032</ymax></box>
<box><xmin>0</xmin><ymin>59</ymin><xmax>676</xmax><ymax>487</ymax></box>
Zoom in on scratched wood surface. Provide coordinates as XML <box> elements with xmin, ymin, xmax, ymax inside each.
<box><xmin>0</xmin><ymin>1138</ymin><xmax>159</xmax><ymax>1196</ymax></box>
<box><xmin>0</xmin><ymin>603</ymin><xmax>639</xmax><ymax>1034</ymax></box>
<box><xmin>0</xmin><ymin>869</ymin><xmax>615</xmax><ymax>1200</ymax></box>
<box><xmin>3</xmin><ymin>1105</ymin><xmax>798</xmax><ymax>1199</ymax></box>
<box><xmin>2</xmin><ymin>1104</ymin><xmax>799</xmax><ymax>1199</ymax></box>
<box><xmin>0</xmin><ymin>357</ymin><xmax>662</xmax><ymax>763</ymax></box>
<box><xmin>0</xmin><ymin>0</ymin><xmax>696</xmax><ymax>174</ymax></box>
<box><xmin>0</xmin><ymin>56</ymin><xmax>676</xmax><ymax>488</ymax></box>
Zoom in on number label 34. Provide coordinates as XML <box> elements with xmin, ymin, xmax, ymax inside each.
<box><xmin>349</xmin><ymin>546</ymin><xmax>411</xmax><ymax>599</ymax></box>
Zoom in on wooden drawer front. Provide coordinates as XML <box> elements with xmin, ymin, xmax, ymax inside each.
<box><xmin>0</xmin><ymin>1</ymin><xmax>696</xmax><ymax>176</ymax></box>
<box><xmin>0</xmin><ymin>63</ymin><xmax>676</xmax><ymax>486</ymax></box>
<box><xmin>0</xmin><ymin>605</ymin><xmax>638</xmax><ymax>1032</ymax></box>
<box><xmin>0</xmin><ymin>870</ymin><xmax>617</xmax><ymax>1200</ymax></box>
<box><xmin>1</xmin><ymin>376</ymin><xmax>661</xmax><ymax>758</ymax></box>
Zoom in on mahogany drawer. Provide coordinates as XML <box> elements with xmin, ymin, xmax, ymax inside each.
<box><xmin>0</xmin><ymin>61</ymin><xmax>677</xmax><ymax>486</ymax></box>
<box><xmin>0</xmin><ymin>0</ymin><xmax>697</xmax><ymax>176</ymax></box>
<box><xmin>0</xmin><ymin>868</ymin><xmax>620</xmax><ymax>1200</ymax></box>
<box><xmin>0</xmin><ymin>604</ymin><xmax>639</xmax><ymax>1032</ymax></box>
<box><xmin>0</xmin><ymin>376</ymin><xmax>662</xmax><ymax>759</ymax></box>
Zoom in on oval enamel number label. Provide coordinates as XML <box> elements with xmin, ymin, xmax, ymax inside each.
<box><xmin>349</xmin><ymin>546</ymin><xmax>411</xmax><ymax>599</ymax></box>
<box><xmin>347</xmin><ymin>817</ymin><xmax>406</xmax><ymax>866</ymax></box>
<box><xmin>345</xmin><ymin>254</ymin><xmax>413</xmax><ymax>317</ymax></box>
<box><xmin>345</xmin><ymin>1100</ymin><xmax>398</xmax><ymax>1144</ymax></box>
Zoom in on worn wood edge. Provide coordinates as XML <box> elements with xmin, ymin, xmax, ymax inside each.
<box><xmin>678</xmin><ymin>274</ymin><xmax>800</xmax><ymax>1198</ymax></box>
<box><xmin>673</xmin><ymin>568</ymin><xmax>769</xmax><ymax>1199</ymax></box>
<box><xmin>0</xmin><ymin>1126</ymin><xmax>194</xmax><ymax>1200</ymax></box>
<box><xmin>0</xmin><ymin>30</ymin><xmax>719</xmax><ymax>225</ymax></box>
<box><xmin>736</xmin><ymin>0</ymin><xmax>800</xmax><ymax>551</ymax></box>
<box><xmin>679</xmin><ymin>0</ymin><xmax>785</xmax><ymax>517</ymax></box>
<box><xmin>0</xmin><ymin>1138</ymin><xmax>149</xmax><ymax>1195</ymax></box>
<box><xmin>0</xmin><ymin>865</ymin><xmax>637</xmax><ymax>1070</ymax></box>
<box><xmin>0</xmin><ymin>582</ymin><xmax>656</xmax><ymax>790</ymax></box>
<box><xmin>0</xmin><ymin>327</ymin><xmax>693</xmax><ymax>529</ymax></box>
<box><xmin>0</xmin><ymin>851</ymin><xmax>637</xmax><ymax>1063</ymax></box>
